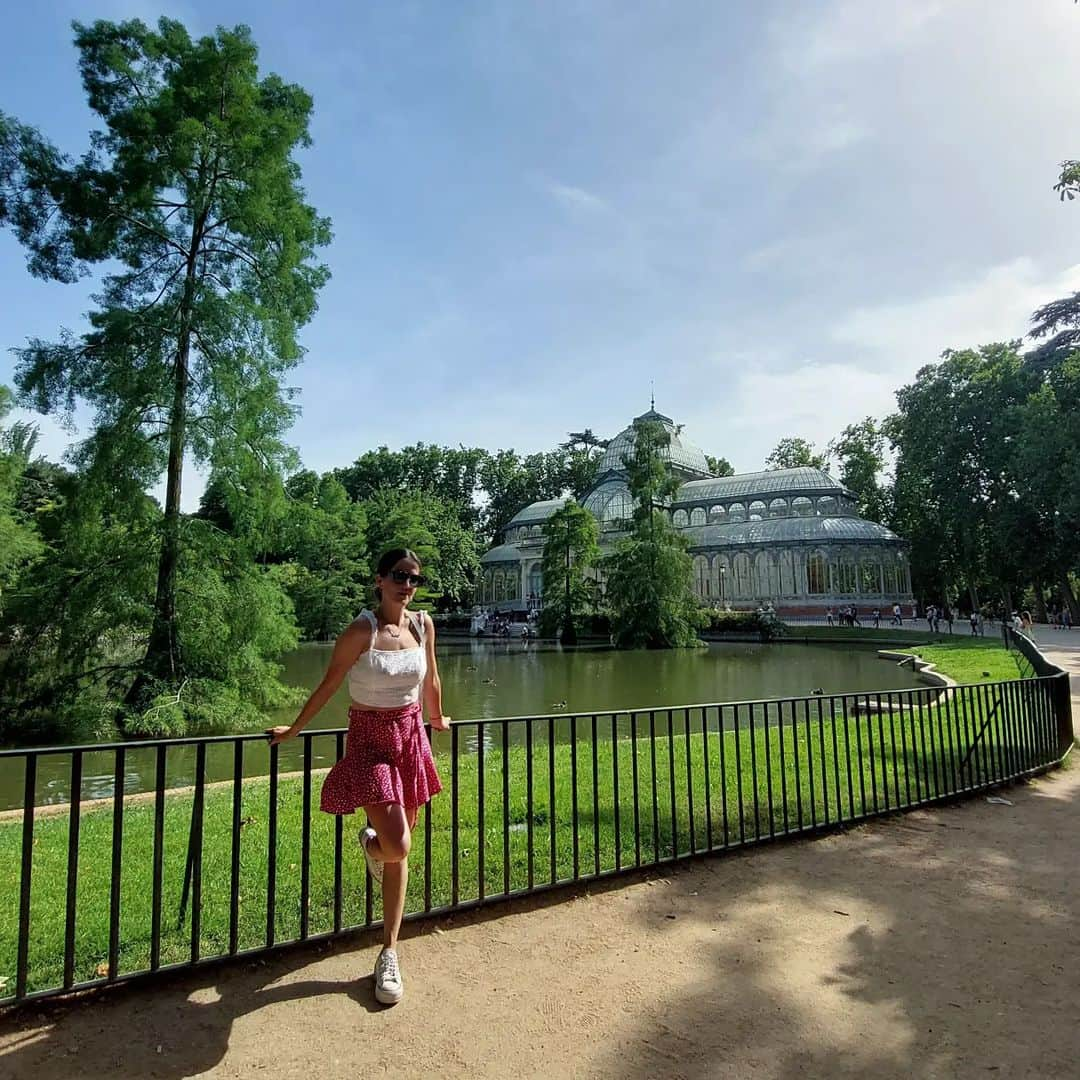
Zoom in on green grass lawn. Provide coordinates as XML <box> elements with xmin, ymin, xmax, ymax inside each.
<box><xmin>893</xmin><ymin>637</ymin><xmax>1023</xmax><ymax>684</ymax></box>
<box><xmin>1</xmin><ymin>663</ymin><xmax>1056</xmax><ymax>998</ymax></box>
<box><xmin>782</xmin><ymin>624</ymin><xmax>970</xmax><ymax>644</ymax></box>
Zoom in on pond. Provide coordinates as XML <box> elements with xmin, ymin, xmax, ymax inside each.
<box><xmin>1</xmin><ymin>640</ymin><xmax>926</xmax><ymax>810</ymax></box>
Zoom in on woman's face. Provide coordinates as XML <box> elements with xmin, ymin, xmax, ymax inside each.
<box><xmin>376</xmin><ymin>556</ymin><xmax>424</xmax><ymax>605</ymax></box>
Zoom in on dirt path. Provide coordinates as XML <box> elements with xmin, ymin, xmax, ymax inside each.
<box><xmin>1</xmin><ymin>748</ymin><xmax>1076</xmax><ymax>1080</ymax></box>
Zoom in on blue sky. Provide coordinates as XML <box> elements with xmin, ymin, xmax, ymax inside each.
<box><xmin>3</xmin><ymin>1</ymin><xmax>1080</xmax><ymax>508</ymax></box>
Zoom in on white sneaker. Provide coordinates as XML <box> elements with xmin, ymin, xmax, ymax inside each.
<box><xmin>374</xmin><ymin>947</ymin><xmax>404</xmax><ymax>1005</ymax></box>
<box><xmin>360</xmin><ymin>826</ymin><xmax>383</xmax><ymax>885</ymax></box>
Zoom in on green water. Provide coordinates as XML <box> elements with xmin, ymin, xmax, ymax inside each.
<box><xmin>1</xmin><ymin>640</ymin><xmax>924</xmax><ymax>810</ymax></box>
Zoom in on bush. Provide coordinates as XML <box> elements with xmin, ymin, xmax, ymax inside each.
<box><xmin>703</xmin><ymin>609</ymin><xmax>786</xmax><ymax>642</ymax></box>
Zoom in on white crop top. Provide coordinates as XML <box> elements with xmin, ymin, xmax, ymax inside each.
<box><xmin>347</xmin><ymin>610</ymin><xmax>428</xmax><ymax>708</ymax></box>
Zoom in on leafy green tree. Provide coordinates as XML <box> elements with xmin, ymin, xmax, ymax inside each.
<box><xmin>0</xmin><ymin>386</ymin><xmax>44</xmax><ymax>610</ymax></box>
<box><xmin>886</xmin><ymin>344</ymin><xmax>1035</xmax><ymax>611</ymax></box>
<box><xmin>281</xmin><ymin>475</ymin><xmax>368</xmax><ymax>640</ymax></box>
<box><xmin>563</xmin><ymin>447</ymin><xmax>603</xmax><ymax>501</ymax></box>
<box><xmin>362</xmin><ymin>489</ymin><xmax>480</xmax><ymax>609</ymax></box>
<box><xmin>604</xmin><ymin>419</ymin><xmax>704</xmax><ymax>648</ymax></box>
<box><xmin>764</xmin><ymin>438</ymin><xmax>828</xmax><ymax>471</ymax></box>
<box><xmin>335</xmin><ymin>439</ymin><xmax>601</xmax><ymax>540</ymax></box>
<box><xmin>479</xmin><ymin>448</ymin><xmax>568</xmax><ymax>539</ymax></box>
<box><xmin>335</xmin><ymin>443</ymin><xmax>487</xmax><ymax>531</ymax></box>
<box><xmin>828</xmin><ymin>418</ymin><xmax>888</xmax><ymax>522</ymax></box>
<box><xmin>0</xmin><ymin>484</ymin><xmax>159</xmax><ymax>742</ymax></box>
<box><xmin>1011</xmin><ymin>356</ymin><xmax>1080</xmax><ymax>619</ymax></box>
<box><xmin>540</xmin><ymin>501</ymin><xmax>600</xmax><ymax>644</ymax></box>
<box><xmin>562</xmin><ymin>428</ymin><xmax>608</xmax><ymax>452</ymax></box>
<box><xmin>0</xmin><ymin>18</ymin><xmax>329</xmax><ymax>732</ymax></box>
<box><xmin>705</xmin><ymin>454</ymin><xmax>735</xmax><ymax>477</ymax></box>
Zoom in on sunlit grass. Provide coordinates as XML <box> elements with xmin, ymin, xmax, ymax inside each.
<box><xmin>1</xmin><ymin>677</ymin><xmax>1051</xmax><ymax>997</ymax></box>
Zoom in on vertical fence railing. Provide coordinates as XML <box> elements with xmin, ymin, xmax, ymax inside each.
<box><xmin>0</xmin><ymin>669</ymin><xmax>1070</xmax><ymax>1006</ymax></box>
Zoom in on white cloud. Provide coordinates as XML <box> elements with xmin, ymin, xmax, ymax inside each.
<box><xmin>542</xmin><ymin>180</ymin><xmax>612</xmax><ymax>215</ymax></box>
<box><xmin>772</xmin><ymin>0</ymin><xmax>943</xmax><ymax>75</ymax></box>
<box><xmin>677</xmin><ymin>362</ymin><xmax>897</xmax><ymax>472</ymax></box>
<box><xmin>831</xmin><ymin>258</ymin><xmax>1080</xmax><ymax>368</ymax></box>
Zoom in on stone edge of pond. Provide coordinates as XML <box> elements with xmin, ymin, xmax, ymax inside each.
<box><xmin>0</xmin><ymin>767</ymin><xmax>334</xmax><ymax>824</ymax></box>
<box><xmin>876</xmin><ymin>649</ymin><xmax>956</xmax><ymax>689</ymax></box>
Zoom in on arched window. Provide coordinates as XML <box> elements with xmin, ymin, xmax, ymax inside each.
<box><xmin>605</xmin><ymin>490</ymin><xmax>632</xmax><ymax>525</ymax></box>
<box><xmin>715</xmin><ymin>555</ymin><xmax>730</xmax><ymax>603</ymax></box>
<box><xmin>768</xmin><ymin>498</ymin><xmax>787</xmax><ymax>518</ymax></box>
<box><xmin>505</xmin><ymin>570</ymin><xmax>520</xmax><ymax>600</ymax></box>
<box><xmin>817</xmin><ymin>495</ymin><xmax>837</xmax><ymax>516</ymax></box>
<box><xmin>779</xmin><ymin>550</ymin><xmax>795</xmax><ymax>595</ymax></box>
<box><xmin>807</xmin><ymin>552</ymin><xmax>828</xmax><ymax>595</ymax></box>
<box><xmin>528</xmin><ymin>563</ymin><xmax>543</xmax><ymax>599</ymax></box>
<box><xmin>530</xmin><ymin>525</ymin><xmax>542</xmax><ymax>538</ymax></box>
<box><xmin>860</xmin><ymin>558</ymin><xmax>882</xmax><ymax>595</ymax></box>
<box><xmin>692</xmin><ymin>555</ymin><xmax>710</xmax><ymax>598</ymax></box>
<box><xmin>690</xmin><ymin>507</ymin><xmax>706</xmax><ymax>527</ymax></box>
<box><xmin>792</xmin><ymin>497</ymin><xmax>813</xmax><ymax>518</ymax></box>
<box><xmin>584</xmin><ymin>482</ymin><xmax>633</xmax><ymax>530</ymax></box>
<box><xmin>883</xmin><ymin>561</ymin><xmax>898</xmax><ymax>596</ymax></box>
<box><xmin>757</xmin><ymin>551</ymin><xmax>779</xmax><ymax>596</ymax></box>
<box><xmin>749</xmin><ymin>500</ymin><xmax>767</xmax><ymax>521</ymax></box>
<box><xmin>733</xmin><ymin>552</ymin><xmax>753</xmax><ymax>598</ymax></box>
<box><xmin>673</xmin><ymin>509</ymin><xmax>689</xmax><ymax>528</ymax></box>
<box><xmin>728</xmin><ymin>502</ymin><xmax>746</xmax><ymax>523</ymax></box>
<box><xmin>833</xmin><ymin>556</ymin><xmax>857</xmax><ymax>594</ymax></box>
<box><xmin>709</xmin><ymin>504</ymin><xmax>726</xmax><ymax>523</ymax></box>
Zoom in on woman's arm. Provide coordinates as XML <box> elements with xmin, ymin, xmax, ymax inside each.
<box><xmin>421</xmin><ymin>613</ymin><xmax>451</xmax><ymax>730</ymax></box>
<box><xmin>267</xmin><ymin>620</ymin><xmax>370</xmax><ymax>745</ymax></box>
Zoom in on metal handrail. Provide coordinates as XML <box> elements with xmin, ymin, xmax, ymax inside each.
<box><xmin>1</xmin><ymin>670</ymin><xmax>1070</xmax><ymax>1007</ymax></box>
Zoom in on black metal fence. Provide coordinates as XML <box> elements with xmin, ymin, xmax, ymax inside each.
<box><xmin>1</xmin><ymin>663</ymin><xmax>1071</xmax><ymax>1006</ymax></box>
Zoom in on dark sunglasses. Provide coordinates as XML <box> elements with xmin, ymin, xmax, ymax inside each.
<box><xmin>387</xmin><ymin>569</ymin><xmax>427</xmax><ymax>588</ymax></box>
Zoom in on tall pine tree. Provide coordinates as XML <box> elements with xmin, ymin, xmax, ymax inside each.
<box><xmin>0</xmin><ymin>19</ymin><xmax>330</xmax><ymax>732</ymax></box>
<box><xmin>604</xmin><ymin>419</ymin><xmax>704</xmax><ymax>649</ymax></box>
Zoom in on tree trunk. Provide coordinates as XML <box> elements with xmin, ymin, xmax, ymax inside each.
<box><xmin>1033</xmin><ymin>584</ymin><xmax>1048</xmax><ymax>625</ymax></box>
<box><xmin>561</xmin><ymin>529</ymin><xmax>576</xmax><ymax>645</ymax></box>
<box><xmin>125</xmin><ymin>246</ymin><xmax>199</xmax><ymax>715</ymax></box>
<box><xmin>968</xmin><ymin>580</ymin><xmax>981</xmax><ymax>614</ymax></box>
<box><xmin>146</xmin><ymin>275</ymin><xmax>195</xmax><ymax>672</ymax></box>
<box><xmin>1060</xmin><ymin>571</ymin><xmax>1080</xmax><ymax>622</ymax></box>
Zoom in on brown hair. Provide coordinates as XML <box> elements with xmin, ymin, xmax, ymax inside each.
<box><xmin>373</xmin><ymin>548</ymin><xmax>423</xmax><ymax>601</ymax></box>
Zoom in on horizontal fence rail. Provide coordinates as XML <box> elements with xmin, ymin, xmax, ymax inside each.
<box><xmin>0</xmin><ymin>662</ymin><xmax>1072</xmax><ymax>1006</ymax></box>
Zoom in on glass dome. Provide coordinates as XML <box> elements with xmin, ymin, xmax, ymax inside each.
<box><xmin>595</xmin><ymin>408</ymin><xmax>712</xmax><ymax>480</ymax></box>
<box><xmin>582</xmin><ymin>480</ymin><xmax>634</xmax><ymax>529</ymax></box>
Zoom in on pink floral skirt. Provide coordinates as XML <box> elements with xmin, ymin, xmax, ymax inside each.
<box><xmin>320</xmin><ymin>701</ymin><xmax>443</xmax><ymax>814</ymax></box>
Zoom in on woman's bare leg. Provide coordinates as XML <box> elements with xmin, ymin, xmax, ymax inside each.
<box><xmin>363</xmin><ymin>802</ymin><xmax>418</xmax><ymax>949</ymax></box>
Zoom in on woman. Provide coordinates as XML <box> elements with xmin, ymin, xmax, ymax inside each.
<box><xmin>267</xmin><ymin>548</ymin><xmax>450</xmax><ymax>1005</ymax></box>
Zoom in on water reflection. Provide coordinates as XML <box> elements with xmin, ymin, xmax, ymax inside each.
<box><xmin>0</xmin><ymin>641</ymin><xmax>924</xmax><ymax>810</ymax></box>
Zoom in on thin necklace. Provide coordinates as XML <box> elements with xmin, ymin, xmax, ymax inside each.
<box><xmin>378</xmin><ymin>607</ymin><xmax>405</xmax><ymax>638</ymax></box>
